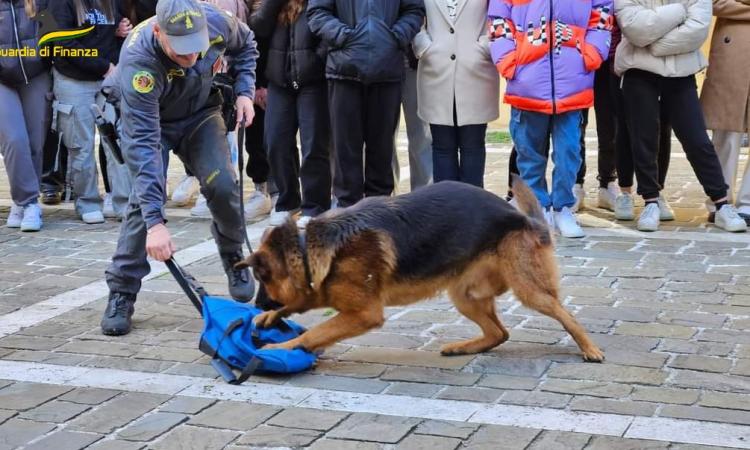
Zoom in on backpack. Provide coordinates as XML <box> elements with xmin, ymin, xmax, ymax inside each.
<box><xmin>166</xmin><ymin>259</ymin><xmax>317</xmax><ymax>384</ymax></box>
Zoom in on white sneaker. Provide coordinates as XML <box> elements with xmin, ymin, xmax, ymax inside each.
<box><xmin>172</xmin><ymin>175</ymin><xmax>200</xmax><ymax>206</ymax></box>
<box><xmin>244</xmin><ymin>191</ymin><xmax>272</xmax><ymax>220</ymax></box>
<box><xmin>614</xmin><ymin>193</ymin><xmax>635</xmax><ymax>220</ymax></box>
<box><xmin>297</xmin><ymin>215</ymin><xmax>312</xmax><ymax>229</ymax></box>
<box><xmin>554</xmin><ymin>207</ymin><xmax>585</xmax><ymax>238</ymax></box>
<box><xmin>658</xmin><ymin>194</ymin><xmax>675</xmax><ymax>221</ymax></box>
<box><xmin>637</xmin><ymin>203</ymin><xmax>660</xmax><ymax>232</ymax></box>
<box><xmin>82</xmin><ymin>210</ymin><xmax>105</xmax><ymax>224</ymax></box>
<box><xmin>6</xmin><ymin>205</ymin><xmax>23</xmax><ymax>228</ymax></box>
<box><xmin>20</xmin><ymin>203</ymin><xmax>42</xmax><ymax>232</ymax></box>
<box><xmin>572</xmin><ymin>184</ymin><xmax>585</xmax><ymax>213</ymax></box>
<box><xmin>103</xmin><ymin>193</ymin><xmax>117</xmax><ymax>219</ymax></box>
<box><xmin>597</xmin><ymin>182</ymin><xmax>620</xmax><ymax>211</ymax></box>
<box><xmin>543</xmin><ymin>207</ymin><xmax>556</xmax><ymax>231</ymax></box>
<box><xmin>190</xmin><ymin>194</ymin><xmax>211</xmax><ymax>218</ymax></box>
<box><xmin>715</xmin><ymin>204</ymin><xmax>748</xmax><ymax>232</ymax></box>
<box><xmin>270</xmin><ymin>210</ymin><xmax>292</xmax><ymax>226</ymax></box>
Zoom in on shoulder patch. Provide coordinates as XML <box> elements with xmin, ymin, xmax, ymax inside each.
<box><xmin>132</xmin><ymin>71</ymin><xmax>155</xmax><ymax>94</ymax></box>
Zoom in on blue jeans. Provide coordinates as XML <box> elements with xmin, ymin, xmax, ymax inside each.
<box><xmin>510</xmin><ymin>108</ymin><xmax>582</xmax><ymax>210</ymax></box>
<box><xmin>430</xmin><ymin>123</ymin><xmax>487</xmax><ymax>188</ymax></box>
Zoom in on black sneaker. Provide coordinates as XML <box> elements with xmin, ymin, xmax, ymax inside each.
<box><xmin>100</xmin><ymin>293</ymin><xmax>136</xmax><ymax>336</ymax></box>
<box><xmin>41</xmin><ymin>190</ymin><xmax>61</xmax><ymax>205</ymax></box>
<box><xmin>221</xmin><ymin>251</ymin><xmax>255</xmax><ymax>302</ymax></box>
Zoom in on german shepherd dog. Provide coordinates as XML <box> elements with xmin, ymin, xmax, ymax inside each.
<box><xmin>238</xmin><ymin>178</ymin><xmax>604</xmax><ymax>362</ymax></box>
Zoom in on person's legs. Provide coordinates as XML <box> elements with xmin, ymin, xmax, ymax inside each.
<box><xmin>657</xmin><ymin>105</ymin><xmax>672</xmax><ymax>188</ymax></box>
<box><xmin>177</xmin><ymin>110</ymin><xmax>254</xmax><ymax>300</ymax></box>
<box><xmin>297</xmin><ymin>83</ymin><xmax>332</xmax><ymax>217</ymax></box>
<box><xmin>457</xmin><ymin>123</ymin><xmax>488</xmax><ymax>188</ymax></box>
<box><xmin>363</xmin><ymin>82</ymin><xmax>401</xmax><ymax>198</ymax></box>
<box><xmin>245</xmin><ymin>104</ymin><xmax>270</xmax><ymax>185</ymax></box>
<box><xmin>550</xmin><ymin>110</ymin><xmax>584</xmax><ymax>211</ymax></box>
<box><xmin>402</xmin><ymin>66</ymin><xmax>433</xmax><ymax>190</ymax></box>
<box><xmin>708</xmin><ymin>130</ymin><xmax>741</xmax><ymax>214</ymax></box>
<box><xmin>329</xmin><ymin>80</ymin><xmax>365</xmax><ymax>207</ymax></box>
<box><xmin>0</xmin><ymin>76</ymin><xmax>46</xmax><ymax>207</ymax></box>
<box><xmin>611</xmin><ymin>72</ymin><xmax>633</xmax><ymax>190</ymax></box>
<box><xmin>736</xmin><ymin>105</ymin><xmax>750</xmax><ymax>216</ymax></box>
<box><xmin>431</xmin><ymin>124</ymin><xmax>460</xmax><ymax>182</ymax></box>
<box><xmin>594</xmin><ymin>63</ymin><xmax>617</xmax><ymax>188</ymax></box>
<box><xmin>509</xmin><ymin>108</ymin><xmax>553</xmax><ymax>209</ymax></box>
<box><xmin>266</xmin><ymin>83</ymin><xmax>301</xmax><ymax>213</ymax></box>
<box><xmin>576</xmin><ymin>109</ymin><xmax>588</xmax><ymax>186</ymax></box>
<box><xmin>52</xmin><ymin>69</ymin><xmax>103</xmax><ymax>219</ymax></box>
<box><xmin>621</xmin><ymin>70</ymin><xmax>662</xmax><ymax>201</ymax></box>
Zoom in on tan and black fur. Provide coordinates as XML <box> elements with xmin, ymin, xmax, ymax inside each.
<box><xmin>239</xmin><ymin>177</ymin><xmax>604</xmax><ymax>362</ymax></box>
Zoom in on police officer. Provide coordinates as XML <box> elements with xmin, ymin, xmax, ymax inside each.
<box><xmin>101</xmin><ymin>0</ymin><xmax>259</xmax><ymax>336</ymax></box>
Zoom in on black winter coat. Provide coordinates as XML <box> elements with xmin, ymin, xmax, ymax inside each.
<box><xmin>0</xmin><ymin>0</ymin><xmax>49</xmax><ymax>85</ymax></box>
<box><xmin>250</xmin><ymin>0</ymin><xmax>325</xmax><ymax>90</ymax></box>
<box><xmin>48</xmin><ymin>0</ymin><xmax>124</xmax><ymax>81</ymax></box>
<box><xmin>307</xmin><ymin>0</ymin><xmax>424</xmax><ymax>84</ymax></box>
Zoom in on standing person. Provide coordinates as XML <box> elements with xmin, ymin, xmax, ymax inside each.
<box><xmin>101</xmin><ymin>0</ymin><xmax>259</xmax><ymax>335</ymax></box>
<box><xmin>307</xmin><ymin>0</ymin><xmax>425</xmax><ymax>208</ymax></box>
<box><xmin>616</xmin><ymin>0</ymin><xmax>746</xmax><ymax>232</ymax></box>
<box><xmin>393</xmin><ymin>49</ymin><xmax>433</xmax><ymax>192</ymax></box>
<box><xmin>414</xmin><ymin>0</ymin><xmax>498</xmax><ymax>188</ymax></box>
<box><xmin>48</xmin><ymin>0</ymin><xmax>130</xmax><ymax>224</ymax></box>
<box><xmin>489</xmin><ymin>0</ymin><xmax>614</xmax><ymax>238</ymax></box>
<box><xmin>700</xmin><ymin>0</ymin><xmax>750</xmax><ymax>225</ymax></box>
<box><xmin>252</xmin><ymin>0</ymin><xmax>330</xmax><ymax>227</ymax></box>
<box><xmin>0</xmin><ymin>0</ymin><xmax>50</xmax><ymax>231</ymax></box>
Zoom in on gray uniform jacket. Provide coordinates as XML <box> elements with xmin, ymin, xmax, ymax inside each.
<box><xmin>110</xmin><ymin>3</ymin><xmax>258</xmax><ymax>229</ymax></box>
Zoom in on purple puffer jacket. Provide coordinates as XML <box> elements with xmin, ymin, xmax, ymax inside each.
<box><xmin>488</xmin><ymin>0</ymin><xmax>613</xmax><ymax>114</ymax></box>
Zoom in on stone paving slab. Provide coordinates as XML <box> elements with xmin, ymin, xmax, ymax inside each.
<box><xmin>1</xmin><ymin>141</ymin><xmax>750</xmax><ymax>448</ymax></box>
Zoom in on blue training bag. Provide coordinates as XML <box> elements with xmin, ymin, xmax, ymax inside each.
<box><xmin>166</xmin><ymin>259</ymin><xmax>317</xmax><ymax>384</ymax></box>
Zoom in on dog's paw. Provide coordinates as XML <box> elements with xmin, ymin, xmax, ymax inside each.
<box><xmin>263</xmin><ymin>339</ymin><xmax>301</xmax><ymax>351</ymax></box>
<box><xmin>582</xmin><ymin>347</ymin><xmax>605</xmax><ymax>363</ymax></box>
<box><xmin>254</xmin><ymin>310</ymin><xmax>281</xmax><ymax>328</ymax></box>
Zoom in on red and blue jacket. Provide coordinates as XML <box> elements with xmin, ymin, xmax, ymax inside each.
<box><xmin>488</xmin><ymin>0</ymin><xmax>614</xmax><ymax>114</ymax></box>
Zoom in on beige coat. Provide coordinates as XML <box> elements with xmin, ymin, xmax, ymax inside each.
<box><xmin>412</xmin><ymin>0</ymin><xmax>499</xmax><ymax>126</ymax></box>
<box><xmin>614</xmin><ymin>0</ymin><xmax>711</xmax><ymax>77</ymax></box>
<box><xmin>700</xmin><ymin>0</ymin><xmax>750</xmax><ymax>132</ymax></box>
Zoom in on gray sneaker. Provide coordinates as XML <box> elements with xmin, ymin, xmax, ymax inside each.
<box><xmin>221</xmin><ymin>251</ymin><xmax>255</xmax><ymax>302</ymax></box>
<box><xmin>6</xmin><ymin>205</ymin><xmax>23</xmax><ymax>228</ymax></box>
<box><xmin>614</xmin><ymin>193</ymin><xmax>635</xmax><ymax>220</ymax></box>
<box><xmin>20</xmin><ymin>203</ymin><xmax>42</xmax><ymax>232</ymax></box>
<box><xmin>657</xmin><ymin>194</ymin><xmax>675</xmax><ymax>221</ymax></box>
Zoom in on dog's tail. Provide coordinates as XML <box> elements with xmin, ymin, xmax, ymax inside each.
<box><xmin>510</xmin><ymin>174</ymin><xmax>553</xmax><ymax>246</ymax></box>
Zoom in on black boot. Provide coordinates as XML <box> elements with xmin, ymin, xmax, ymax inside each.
<box><xmin>221</xmin><ymin>251</ymin><xmax>255</xmax><ymax>302</ymax></box>
<box><xmin>100</xmin><ymin>292</ymin><xmax>136</xmax><ymax>336</ymax></box>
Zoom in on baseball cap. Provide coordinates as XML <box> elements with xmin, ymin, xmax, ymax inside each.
<box><xmin>156</xmin><ymin>0</ymin><xmax>210</xmax><ymax>55</ymax></box>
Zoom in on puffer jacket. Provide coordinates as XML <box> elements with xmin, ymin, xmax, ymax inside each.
<box><xmin>0</xmin><ymin>0</ymin><xmax>48</xmax><ymax>86</ymax></box>
<box><xmin>307</xmin><ymin>0</ymin><xmax>424</xmax><ymax>84</ymax></box>
<box><xmin>488</xmin><ymin>0</ymin><xmax>614</xmax><ymax>114</ymax></box>
<box><xmin>251</xmin><ymin>0</ymin><xmax>326</xmax><ymax>89</ymax></box>
<box><xmin>614</xmin><ymin>0</ymin><xmax>711</xmax><ymax>77</ymax></box>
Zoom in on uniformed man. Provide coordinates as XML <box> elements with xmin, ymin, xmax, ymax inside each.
<box><xmin>101</xmin><ymin>0</ymin><xmax>259</xmax><ymax>336</ymax></box>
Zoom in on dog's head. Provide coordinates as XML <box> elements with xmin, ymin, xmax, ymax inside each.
<box><xmin>236</xmin><ymin>221</ymin><xmax>313</xmax><ymax>308</ymax></box>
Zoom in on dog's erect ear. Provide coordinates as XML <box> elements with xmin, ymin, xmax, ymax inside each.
<box><xmin>246</xmin><ymin>252</ymin><xmax>272</xmax><ymax>283</ymax></box>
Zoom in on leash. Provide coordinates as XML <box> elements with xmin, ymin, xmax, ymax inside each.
<box><xmin>236</xmin><ymin>118</ymin><xmax>253</xmax><ymax>254</ymax></box>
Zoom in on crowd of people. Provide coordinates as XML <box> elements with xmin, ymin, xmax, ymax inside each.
<box><xmin>2</xmin><ymin>0</ymin><xmax>750</xmax><ymax>239</ymax></box>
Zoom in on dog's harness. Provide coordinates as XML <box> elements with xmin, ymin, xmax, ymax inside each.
<box><xmin>298</xmin><ymin>230</ymin><xmax>314</xmax><ymax>290</ymax></box>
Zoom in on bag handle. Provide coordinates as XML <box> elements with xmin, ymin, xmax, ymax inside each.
<box><xmin>165</xmin><ymin>258</ymin><xmax>207</xmax><ymax>315</ymax></box>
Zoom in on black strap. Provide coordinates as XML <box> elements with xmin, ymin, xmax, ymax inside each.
<box><xmin>165</xmin><ymin>258</ymin><xmax>206</xmax><ymax>315</ymax></box>
<box><xmin>207</xmin><ymin>318</ymin><xmax>244</xmax><ymax>359</ymax></box>
<box><xmin>233</xmin><ymin>357</ymin><xmax>263</xmax><ymax>384</ymax></box>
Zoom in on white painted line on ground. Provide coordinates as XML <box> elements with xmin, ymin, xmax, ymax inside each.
<box><xmin>1</xmin><ymin>360</ymin><xmax>749</xmax><ymax>448</ymax></box>
<box><xmin>626</xmin><ymin>416</ymin><xmax>750</xmax><ymax>449</ymax></box>
<box><xmin>470</xmin><ymin>403</ymin><xmax>632</xmax><ymax>436</ymax></box>
<box><xmin>0</xmin><ymin>220</ymin><xmax>270</xmax><ymax>338</ymax></box>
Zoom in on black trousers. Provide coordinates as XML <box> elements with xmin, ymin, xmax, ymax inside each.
<box><xmin>244</xmin><ymin>103</ymin><xmax>271</xmax><ymax>185</ymax></box>
<box><xmin>622</xmin><ymin>69</ymin><xmax>727</xmax><ymax>201</ymax></box>
<box><xmin>328</xmin><ymin>80</ymin><xmax>401</xmax><ymax>207</ymax></box>
<box><xmin>41</xmin><ymin>127</ymin><xmax>67</xmax><ymax>193</ymax></box>
<box><xmin>266</xmin><ymin>82</ymin><xmax>331</xmax><ymax>216</ymax></box>
<box><xmin>610</xmin><ymin>65</ymin><xmax>671</xmax><ymax>189</ymax></box>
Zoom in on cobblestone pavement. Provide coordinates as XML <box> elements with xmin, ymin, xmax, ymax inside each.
<box><xmin>0</xmin><ymin>136</ymin><xmax>749</xmax><ymax>449</ymax></box>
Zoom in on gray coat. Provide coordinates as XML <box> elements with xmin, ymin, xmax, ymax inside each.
<box><xmin>0</xmin><ymin>0</ymin><xmax>48</xmax><ymax>85</ymax></box>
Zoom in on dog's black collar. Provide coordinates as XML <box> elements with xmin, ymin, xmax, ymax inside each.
<box><xmin>298</xmin><ymin>230</ymin><xmax>314</xmax><ymax>290</ymax></box>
